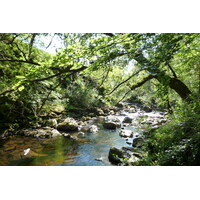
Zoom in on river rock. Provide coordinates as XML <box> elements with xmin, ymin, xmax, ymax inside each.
<box><xmin>79</xmin><ymin>125</ymin><xmax>90</xmax><ymax>132</ymax></box>
<box><xmin>21</xmin><ymin>127</ymin><xmax>62</xmax><ymax>138</ymax></box>
<box><xmin>129</xmin><ymin>107</ymin><xmax>136</xmax><ymax>113</ymax></box>
<box><xmin>126</xmin><ymin>141</ymin><xmax>132</xmax><ymax>145</ymax></box>
<box><xmin>57</xmin><ymin>117</ymin><xmax>78</xmax><ymax>132</ymax></box>
<box><xmin>126</xmin><ymin>155</ymin><xmax>140</xmax><ymax>166</ymax></box>
<box><xmin>45</xmin><ymin>119</ymin><xmax>58</xmax><ymax>128</ymax></box>
<box><xmin>96</xmin><ymin>108</ymin><xmax>105</xmax><ymax>116</ymax></box>
<box><xmin>122</xmin><ymin>116</ymin><xmax>132</xmax><ymax>123</ymax></box>
<box><xmin>89</xmin><ymin>125</ymin><xmax>98</xmax><ymax>133</ymax></box>
<box><xmin>95</xmin><ymin>157</ymin><xmax>103</xmax><ymax>161</ymax></box>
<box><xmin>116</xmin><ymin>102</ymin><xmax>124</xmax><ymax>108</ymax></box>
<box><xmin>51</xmin><ymin>105</ymin><xmax>65</xmax><ymax>114</ymax></box>
<box><xmin>101</xmin><ymin>106</ymin><xmax>110</xmax><ymax>115</ymax></box>
<box><xmin>142</xmin><ymin>106</ymin><xmax>152</xmax><ymax>112</ymax></box>
<box><xmin>51</xmin><ymin>129</ymin><xmax>62</xmax><ymax>137</ymax></box>
<box><xmin>103</xmin><ymin>122</ymin><xmax>118</xmax><ymax>129</ymax></box>
<box><xmin>97</xmin><ymin>116</ymin><xmax>105</xmax><ymax>123</ymax></box>
<box><xmin>103</xmin><ymin>116</ymin><xmax>121</xmax><ymax>129</ymax></box>
<box><xmin>132</xmin><ymin>137</ymin><xmax>144</xmax><ymax>147</ymax></box>
<box><xmin>63</xmin><ymin>133</ymin><xmax>71</xmax><ymax>138</ymax></box>
<box><xmin>119</xmin><ymin>110</ymin><xmax>127</xmax><ymax>116</ymax></box>
<box><xmin>108</xmin><ymin>147</ymin><xmax>131</xmax><ymax>165</ymax></box>
<box><xmin>119</xmin><ymin>129</ymin><xmax>133</xmax><ymax>138</ymax></box>
<box><xmin>105</xmin><ymin>116</ymin><xmax>120</xmax><ymax>123</ymax></box>
<box><xmin>109</xmin><ymin>110</ymin><xmax>115</xmax><ymax>115</ymax></box>
<box><xmin>78</xmin><ymin>132</ymin><xmax>85</xmax><ymax>138</ymax></box>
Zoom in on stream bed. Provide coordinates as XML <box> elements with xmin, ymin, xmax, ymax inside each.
<box><xmin>0</xmin><ymin>107</ymin><xmax>166</xmax><ymax>166</ymax></box>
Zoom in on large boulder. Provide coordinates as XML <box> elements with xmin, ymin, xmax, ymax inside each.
<box><xmin>116</xmin><ymin>102</ymin><xmax>124</xmax><ymax>108</ymax></box>
<box><xmin>108</xmin><ymin>147</ymin><xmax>131</xmax><ymax>165</ymax></box>
<box><xmin>103</xmin><ymin>116</ymin><xmax>121</xmax><ymax>129</ymax></box>
<box><xmin>119</xmin><ymin>129</ymin><xmax>133</xmax><ymax>138</ymax></box>
<box><xmin>122</xmin><ymin>116</ymin><xmax>132</xmax><ymax>123</ymax></box>
<box><xmin>103</xmin><ymin>122</ymin><xmax>119</xmax><ymax>129</ymax></box>
<box><xmin>21</xmin><ymin>127</ymin><xmax>62</xmax><ymax>138</ymax></box>
<box><xmin>87</xmin><ymin>107</ymin><xmax>105</xmax><ymax>116</ymax></box>
<box><xmin>57</xmin><ymin>117</ymin><xmax>78</xmax><ymax>132</ymax></box>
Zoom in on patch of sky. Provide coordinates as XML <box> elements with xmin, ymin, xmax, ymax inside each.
<box><xmin>37</xmin><ymin>33</ymin><xmax>65</xmax><ymax>55</ymax></box>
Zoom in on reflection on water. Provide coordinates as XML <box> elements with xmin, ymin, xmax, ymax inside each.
<box><xmin>0</xmin><ymin>136</ymin><xmax>80</xmax><ymax>166</ymax></box>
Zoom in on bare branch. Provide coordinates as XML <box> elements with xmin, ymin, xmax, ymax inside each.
<box><xmin>117</xmin><ymin>89</ymin><xmax>132</xmax><ymax>103</ymax></box>
<box><xmin>116</xmin><ymin>75</ymin><xmax>154</xmax><ymax>103</ymax></box>
<box><xmin>46</xmin><ymin>34</ymin><xmax>55</xmax><ymax>49</ymax></box>
<box><xmin>98</xmin><ymin>65</ymin><xmax>111</xmax><ymax>88</ymax></box>
<box><xmin>167</xmin><ymin>62</ymin><xmax>177</xmax><ymax>78</ymax></box>
<box><xmin>28</xmin><ymin>33</ymin><xmax>37</xmax><ymax>60</ymax></box>
<box><xmin>106</xmin><ymin>69</ymin><xmax>144</xmax><ymax>95</ymax></box>
<box><xmin>37</xmin><ymin>82</ymin><xmax>62</xmax><ymax>114</ymax></box>
<box><xmin>14</xmin><ymin>42</ymin><xmax>28</xmax><ymax>61</ymax></box>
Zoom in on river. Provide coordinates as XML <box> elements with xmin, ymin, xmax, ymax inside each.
<box><xmin>0</xmin><ymin>108</ymin><xmax>165</xmax><ymax>166</ymax></box>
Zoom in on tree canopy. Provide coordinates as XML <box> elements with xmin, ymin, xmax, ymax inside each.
<box><xmin>0</xmin><ymin>33</ymin><xmax>200</xmax><ymax>129</ymax></box>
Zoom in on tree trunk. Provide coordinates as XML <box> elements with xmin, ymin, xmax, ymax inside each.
<box><xmin>134</xmin><ymin>52</ymin><xmax>192</xmax><ymax>101</ymax></box>
<box><xmin>169</xmin><ymin>77</ymin><xmax>192</xmax><ymax>101</ymax></box>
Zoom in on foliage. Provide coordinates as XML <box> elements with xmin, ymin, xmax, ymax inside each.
<box><xmin>64</xmin><ymin>74</ymin><xmax>103</xmax><ymax>109</ymax></box>
<box><xmin>0</xmin><ymin>32</ymin><xmax>200</xmax><ymax>150</ymax></box>
<box><xmin>140</xmin><ymin>97</ymin><xmax>200</xmax><ymax>165</ymax></box>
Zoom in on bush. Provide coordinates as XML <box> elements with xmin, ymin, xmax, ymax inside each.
<box><xmin>140</xmin><ymin>98</ymin><xmax>200</xmax><ymax>166</ymax></box>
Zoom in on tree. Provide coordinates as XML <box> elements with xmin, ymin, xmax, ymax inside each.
<box><xmin>102</xmin><ymin>33</ymin><xmax>197</xmax><ymax>101</ymax></box>
<box><xmin>0</xmin><ymin>33</ymin><xmax>199</xmax><ymax>130</ymax></box>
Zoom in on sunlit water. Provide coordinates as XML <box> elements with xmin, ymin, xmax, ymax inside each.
<box><xmin>0</xmin><ymin>110</ymin><xmax>164</xmax><ymax>166</ymax></box>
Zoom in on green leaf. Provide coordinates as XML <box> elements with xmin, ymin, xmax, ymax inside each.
<box><xmin>18</xmin><ymin>85</ymin><xmax>25</xmax><ymax>92</ymax></box>
<box><xmin>16</xmin><ymin>75</ymin><xmax>25</xmax><ymax>79</ymax></box>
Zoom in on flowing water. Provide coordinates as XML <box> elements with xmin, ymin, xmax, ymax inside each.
<box><xmin>0</xmin><ymin>109</ymin><xmax>165</xmax><ymax>166</ymax></box>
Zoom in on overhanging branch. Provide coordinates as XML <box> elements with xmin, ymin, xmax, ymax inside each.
<box><xmin>0</xmin><ymin>65</ymin><xmax>87</xmax><ymax>97</ymax></box>
<box><xmin>27</xmin><ymin>66</ymin><xmax>87</xmax><ymax>82</ymax></box>
<box><xmin>130</xmin><ymin>74</ymin><xmax>154</xmax><ymax>90</ymax></box>
<box><xmin>106</xmin><ymin>69</ymin><xmax>144</xmax><ymax>95</ymax></box>
<box><xmin>116</xmin><ymin>74</ymin><xmax>154</xmax><ymax>103</ymax></box>
<box><xmin>0</xmin><ymin>59</ymin><xmax>40</xmax><ymax>66</ymax></box>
